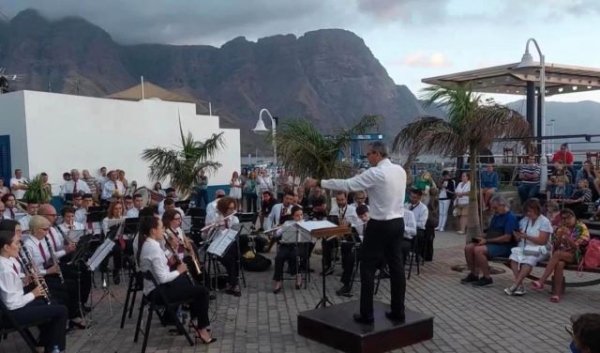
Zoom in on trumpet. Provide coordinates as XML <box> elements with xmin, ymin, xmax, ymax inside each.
<box><xmin>44</xmin><ymin>235</ymin><xmax>64</xmax><ymax>284</ymax></box>
<box><xmin>19</xmin><ymin>241</ymin><xmax>51</xmax><ymax>304</ymax></box>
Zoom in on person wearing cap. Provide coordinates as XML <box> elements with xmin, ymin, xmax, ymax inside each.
<box><xmin>205</xmin><ymin>189</ymin><xmax>226</xmax><ymax>225</ymax></box>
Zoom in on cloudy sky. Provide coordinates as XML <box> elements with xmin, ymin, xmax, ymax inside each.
<box><xmin>1</xmin><ymin>0</ymin><xmax>599</xmax><ymax>103</ymax></box>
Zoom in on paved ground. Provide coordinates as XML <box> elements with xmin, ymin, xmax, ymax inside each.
<box><xmin>3</xmin><ymin>231</ymin><xmax>597</xmax><ymax>353</ymax></box>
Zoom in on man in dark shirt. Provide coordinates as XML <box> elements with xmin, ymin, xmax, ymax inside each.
<box><xmin>461</xmin><ymin>195</ymin><xmax>518</xmax><ymax>287</ymax></box>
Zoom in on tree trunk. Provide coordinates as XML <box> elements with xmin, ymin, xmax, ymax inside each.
<box><xmin>466</xmin><ymin>147</ymin><xmax>481</xmax><ymax>242</ymax></box>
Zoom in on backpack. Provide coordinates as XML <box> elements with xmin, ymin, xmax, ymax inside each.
<box><xmin>583</xmin><ymin>239</ymin><xmax>600</xmax><ymax>269</ymax></box>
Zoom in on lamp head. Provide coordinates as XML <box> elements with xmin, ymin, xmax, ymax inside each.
<box><xmin>516</xmin><ymin>51</ymin><xmax>539</xmax><ymax>68</ymax></box>
<box><xmin>252</xmin><ymin>118</ymin><xmax>269</xmax><ymax>134</ymax></box>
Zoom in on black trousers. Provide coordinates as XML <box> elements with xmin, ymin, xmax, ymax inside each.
<box><xmin>322</xmin><ymin>238</ymin><xmax>338</xmax><ymax>270</ymax></box>
<box><xmin>340</xmin><ymin>236</ymin><xmax>361</xmax><ymax>286</ymax></box>
<box><xmin>152</xmin><ymin>275</ymin><xmax>210</xmax><ymax>329</ymax></box>
<box><xmin>218</xmin><ymin>241</ymin><xmax>239</xmax><ymax>287</ymax></box>
<box><xmin>44</xmin><ymin>275</ymin><xmax>81</xmax><ymax>319</ymax></box>
<box><xmin>360</xmin><ymin>218</ymin><xmax>405</xmax><ymax>319</ymax></box>
<box><xmin>10</xmin><ymin>299</ymin><xmax>68</xmax><ymax>352</ymax></box>
<box><xmin>273</xmin><ymin>243</ymin><xmax>298</xmax><ymax>281</ymax></box>
<box><xmin>296</xmin><ymin>242</ymin><xmax>314</xmax><ymax>273</ymax></box>
<box><xmin>244</xmin><ymin>193</ymin><xmax>257</xmax><ymax>213</ymax></box>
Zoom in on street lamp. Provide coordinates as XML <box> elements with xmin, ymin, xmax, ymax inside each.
<box><xmin>517</xmin><ymin>38</ymin><xmax>547</xmax><ymax>192</ymax></box>
<box><xmin>252</xmin><ymin>108</ymin><xmax>277</xmax><ymax>166</ymax></box>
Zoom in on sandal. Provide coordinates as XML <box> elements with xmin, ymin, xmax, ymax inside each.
<box><xmin>531</xmin><ymin>281</ymin><xmax>544</xmax><ymax>291</ymax></box>
<box><xmin>195</xmin><ymin>329</ymin><xmax>217</xmax><ymax>344</ymax></box>
<box><xmin>550</xmin><ymin>295</ymin><xmax>561</xmax><ymax>303</ymax></box>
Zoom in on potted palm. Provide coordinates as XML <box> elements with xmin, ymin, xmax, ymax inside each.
<box><xmin>22</xmin><ymin>174</ymin><xmax>52</xmax><ymax>204</ymax></box>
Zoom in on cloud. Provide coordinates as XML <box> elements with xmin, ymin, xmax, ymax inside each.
<box><xmin>356</xmin><ymin>0</ymin><xmax>448</xmax><ymax>23</ymax></box>
<box><xmin>400</xmin><ymin>52</ymin><xmax>451</xmax><ymax>68</ymax></box>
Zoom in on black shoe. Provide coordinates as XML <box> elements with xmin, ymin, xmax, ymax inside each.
<box><xmin>113</xmin><ymin>271</ymin><xmax>121</xmax><ymax>285</ymax></box>
<box><xmin>336</xmin><ymin>285</ymin><xmax>352</xmax><ymax>297</ymax></box>
<box><xmin>385</xmin><ymin>311</ymin><xmax>405</xmax><ymax>322</ymax></box>
<box><xmin>352</xmin><ymin>313</ymin><xmax>374</xmax><ymax>324</ymax></box>
<box><xmin>460</xmin><ymin>273</ymin><xmax>479</xmax><ymax>284</ymax></box>
<box><xmin>378</xmin><ymin>270</ymin><xmax>390</xmax><ymax>279</ymax></box>
<box><xmin>472</xmin><ymin>276</ymin><xmax>493</xmax><ymax>287</ymax></box>
<box><xmin>273</xmin><ymin>287</ymin><xmax>282</xmax><ymax>294</ymax></box>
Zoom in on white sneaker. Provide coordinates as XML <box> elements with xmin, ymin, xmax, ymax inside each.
<box><xmin>504</xmin><ymin>285</ymin><xmax>517</xmax><ymax>296</ymax></box>
<box><xmin>513</xmin><ymin>286</ymin><xmax>526</xmax><ymax>296</ymax></box>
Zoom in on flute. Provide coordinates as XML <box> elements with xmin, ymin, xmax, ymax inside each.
<box><xmin>44</xmin><ymin>236</ymin><xmax>64</xmax><ymax>284</ymax></box>
<box><xmin>19</xmin><ymin>242</ymin><xmax>51</xmax><ymax>304</ymax></box>
<box><xmin>201</xmin><ymin>212</ymin><xmax>237</xmax><ymax>232</ymax></box>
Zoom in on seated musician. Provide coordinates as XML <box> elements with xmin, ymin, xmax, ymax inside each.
<box><xmin>163</xmin><ymin>198</ymin><xmax>185</xmax><ymax>219</ymax></box>
<box><xmin>333</xmin><ymin>194</ymin><xmax>362</xmax><ymax>297</ymax></box>
<box><xmin>1</xmin><ymin>193</ymin><xmax>19</xmax><ymax>220</ymax></box>
<box><xmin>101</xmin><ymin>200</ymin><xmax>126</xmax><ymax>284</ymax></box>
<box><xmin>163</xmin><ymin>209</ymin><xmax>186</xmax><ymax>261</ymax></box>
<box><xmin>205</xmin><ymin>189</ymin><xmax>226</xmax><ymax>225</ymax></box>
<box><xmin>265</xmin><ymin>190</ymin><xmax>295</xmax><ymax>231</ymax></box>
<box><xmin>71</xmin><ymin>193</ymin><xmax>84</xmax><ymax>212</ymax></box>
<box><xmin>0</xmin><ymin>219</ymin><xmax>69</xmax><ymax>353</ymax></box>
<box><xmin>18</xmin><ymin>201</ymin><xmax>39</xmax><ymax>234</ymax></box>
<box><xmin>59</xmin><ymin>206</ymin><xmax>85</xmax><ymax>234</ymax></box>
<box><xmin>405</xmin><ymin>188</ymin><xmax>428</xmax><ymax>259</ymax></box>
<box><xmin>23</xmin><ymin>216</ymin><xmax>86</xmax><ymax>329</ymax></box>
<box><xmin>258</xmin><ymin>191</ymin><xmax>277</xmax><ymax>231</ymax></box>
<box><xmin>158</xmin><ymin>188</ymin><xmax>178</xmax><ymax>215</ymax></box>
<box><xmin>126</xmin><ymin>193</ymin><xmax>144</xmax><ymax>218</ymax></box>
<box><xmin>212</xmin><ymin>197</ymin><xmax>242</xmax><ymax>297</ymax></box>
<box><xmin>350</xmin><ymin>190</ymin><xmax>368</xmax><ymax>209</ymax></box>
<box><xmin>324</xmin><ymin>191</ymin><xmax>356</xmax><ymax>278</ymax></box>
<box><xmin>124</xmin><ymin>195</ymin><xmax>134</xmax><ymax>215</ymax></box>
<box><xmin>272</xmin><ymin>206</ymin><xmax>304</xmax><ymax>293</ymax></box>
<box><xmin>137</xmin><ymin>214</ymin><xmax>215</xmax><ymax>344</ymax></box>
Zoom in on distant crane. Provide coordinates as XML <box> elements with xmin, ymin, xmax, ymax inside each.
<box><xmin>0</xmin><ymin>68</ymin><xmax>24</xmax><ymax>94</ymax></box>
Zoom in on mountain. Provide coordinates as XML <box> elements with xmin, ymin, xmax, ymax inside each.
<box><xmin>0</xmin><ymin>9</ymin><xmax>431</xmax><ymax>154</ymax></box>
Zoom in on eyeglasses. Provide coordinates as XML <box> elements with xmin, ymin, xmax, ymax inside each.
<box><xmin>174</xmin><ymin>217</ymin><xmax>182</xmax><ymax>221</ymax></box>
<box><xmin>40</xmin><ymin>227</ymin><xmax>50</xmax><ymax>231</ymax></box>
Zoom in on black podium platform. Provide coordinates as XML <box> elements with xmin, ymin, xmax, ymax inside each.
<box><xmin>298</xmin><ymin>300</ymin><xmax>433</xmax><ymax>353</ymax></box>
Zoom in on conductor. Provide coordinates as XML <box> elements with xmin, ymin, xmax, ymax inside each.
<box><xmin>305</xmin><ymin>141</ymin><xmax>406</xmax><ymax>324</ymax></box>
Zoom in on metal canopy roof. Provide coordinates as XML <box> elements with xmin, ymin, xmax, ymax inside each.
<box><xmin>422</xmin><ymin>62</ymin><xmax>600</xmax><ymax>96</ymax></box>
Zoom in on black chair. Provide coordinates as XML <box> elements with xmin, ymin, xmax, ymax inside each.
<box><xmin>133</xmin><ymin>271</ymin><xmax>194</xmax><ymax>353</ymax></box>
<box><xmin>406</xmin><ymin>235</ymin><xmax>422</xmax><ymax>280</ymax></box>
<box><xmin>120</xmin><ymin>270</ymin><xmax>143</xmax><ymax>329</ymax></box>
<box><xmin>0</xmin><ymin>300</ymin><xmax>44</xmax><ymax>353</ymax></box>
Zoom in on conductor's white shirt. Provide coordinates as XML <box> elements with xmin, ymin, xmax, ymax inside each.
<box><xmin>322</xmin><ymin>158</ymin><xmax>406</xmax><ymax>221</ymax></box>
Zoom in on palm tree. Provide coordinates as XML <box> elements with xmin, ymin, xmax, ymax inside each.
<box><xmin>274</xmin><ymin>115</ymin><xmax>379</xmax><ymax>179</ymax></box>
<box><xmin>393</xmin><ymin>85</ymin><xmax>529</xmax><ymax>238</ymax></box>
<box><xmin>142</xmin><ymin>119</ymin><xmax>224</xmax><ymax>198</ymax></box>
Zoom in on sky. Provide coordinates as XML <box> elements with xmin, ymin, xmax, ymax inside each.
<box><xmin>1</xmin><ymin>0</ymin><xmax>600</xmax><ymax>104</ymax></box>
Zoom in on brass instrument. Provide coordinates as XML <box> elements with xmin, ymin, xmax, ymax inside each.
<box><xmin>44</xmin><ymin>235</ymin><xmax>64</xmax><ymax>284</ymax></box>
<box><xmin>163</xmin><ymin>231</ymin><xmax>195</xmax><ymax>285</ymax></box>
<box><xmin>19</xmin><ymin>241</ymin><xmax>51</xmax><ymax>304</ymax></box>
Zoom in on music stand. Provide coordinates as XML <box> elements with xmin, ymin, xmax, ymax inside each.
<box><xmin>67</xmin><ymin>234</ymin><xmax>95</xmax><ymax>323</ymax></box>
<box><xmin>175</xmin><ymin>200</ymin><xmax>190</xmax><ymax>213</ymax></box>
<box><xmin>123</xmin><ymin>218</ymin><xmax>139</xmax><ymax>235</ymax></box>
<box><xmin>85</xmin><ymin>208</ymin><xmax>107</xmax><ymax>235</ymax></box>
<box><xmin>89</xmin><ymin>223</ymin><xmax>123</xmax><ymax>314</ymax></box>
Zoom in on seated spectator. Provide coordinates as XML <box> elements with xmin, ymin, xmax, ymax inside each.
<box><xmin>460</xmin><ymin>195</ymin><xmax>518</xmax><ymax>287</ymax></box>
<box><xmin>546</xmin><ymin>200</ymin><xmax>562</xmax><ymax>230</ymax></box>
<box><xmin>576</xmin><ymin>160</ymin><xmax>600</xmax><ymax>201</ymax></box>
<box><xmin>559</xmin><ymin>179</ymin><xmax>593</xmax><ymax>219</ymax></box>
<box><xmin>552</xmin><ymin>143</ymin><xmax>574</xmax><ymax>166</ymax></box>
<box><xmin>548</xmin><ymin>176</ymin><xmax>570</xmax><ymax>202</ymax></box>
<box><xmin>517</xmin><ymin>156</ymin><xmax>541</xmax><ymax>204</ymax></box>
<box><xmin>569</xmin><ymin>313</ymin><xmax>600</xmax><ymax>353</ymax></box>
<box><xmin>531</xmin><ymin>208</ymin><xmax>590</xmax><ymax>303</ymax></box>
<box><xmin>480</xmin><ymin>164</ymin><xmax>499</xmax><ymax>211</ymax></box>
<box><xmin>550</xmin><ymin>161</ymin><xmax>573</xmax><ymax>185</ymax></box>
<box><xmin>504</xmin><ymin>198</ymin><xmax>552</xmax><ymax>296</ymax></box>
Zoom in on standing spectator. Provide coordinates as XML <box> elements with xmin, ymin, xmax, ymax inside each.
<box><xmin>436</xmin><ymin>171</ymin><xmax>455</xmax><ymax>232</ymax></box>
<box><xmin>552</xmin><ymin>143</ymin><xmax>574</xmax><ymax>166</ymax></box>
<box><xmin>0</xmin><ymin>177</ymin><xmax>9</xmax><ymax>199</ymax></box>
<box><xmin>9</xmin><ymin>169</ymin><xmax>28</xmax><ymax>200</ymax></box>
<box><xmin>40</xmin><ymin>173</ymin><xmax>52</xmax><ymax>195</ymax></box>
<box><xmin>517</xmin><ymin>156</ymin><xmax>541</xmax><ymax>204</ymax></box>
<box><xmin>413</xmin><ymin>171</ymin><xmax>436</xmax><ymax>205</ymax></box>
<box><xmin>81</xmin><ymin>170</ymin><xmax>99</xmax><ymax>200</ymax></box>
<box><xmin>257</xmin><ymin>169</ymin><xmax>273</xmax><ymax>194</ymax></box>
<box><xmin>243</xmin><ymin>171</ymin><xmax>258</xmax><ymax>213</ymax></box>
<box><xmin>229</xmin><ymin>171</ymin><xmax>243</xmax><ymax>211</ymax></box>
<box><xmin>195</xmin><ymin>170</ymin><xmax>209</xmax><ymax>209</ymax></box>
<box><xmin>454</xmin><ymin>172</ymin><xmax>471</xmax><ymax>235</ymax></box>
<box><xmin>59</xmin><ymin>172</ymin><xmax>72</xmax><ymax>197</ymax></box>
<box><xmin>480</xmin><ymin>164</ymin><xmax>499</xmax><ymax>211</ymax></box>
<box><xmin>97</xmin><ymin>167</ymin><xmax>108</xmax><ymax>190</ymax></box>
<box><xmin>240</xmin><ymin>168</ymin><xmax>249</xmax><ymax>211</ymax></box>
<box><xmin>117</xmin><ymin>170</ymin><xmax>128</xmax><ymax>189</ymax></box>
<box><xmin>60</xmin><ymin>169</ymin><xmax>91</xmax><ymax>200</ymax></box>
<box><xmin>576</xmin><ymin>160</ymin><xmax>599</xmax><ymax>201</ymax></box>
<box><xmin>153</xmin><ymin>181</ymin><xmax>166</xmax><ymax>198</ymax></box>
<box><xmin>276</xmin><ymin>169</ymin><xmax>288</xmax><ymax>202</ymax></box>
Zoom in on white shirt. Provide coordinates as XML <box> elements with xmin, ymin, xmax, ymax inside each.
<box><xmin>59</xmin><ymin>222</ymin><xmax>85</xmax><ymax>234</ymax></box>
<box><xmin>126</xmin><ymin>208</ymin><xmax>140</xmax><ymax>219</ymax></box>
<box><xmin>10</xmin><ymin>177</ymin><xmax>27</xmax><ymax>200</ymax></box>
<box><xmin>406</xmin><ymin>202</ymin><xmax>428</xmax><ymax>230</ymax></box>
<box><xmin>139</xmin><ymin>238</ymin><xmax>180</xmax><ymax>296</ymax></box>
<box><xmin>455</xmin><ymin>181</ymin><xmax>471</xmax><ymax>206</ymax></box>
<box><xmin>0</xmin><ymin>256</ymin><xmax>35</xmax><ymax>310</ymax></box>
<box><xmin>3</xmin><ymin>208</ymin><xmax>18</xmax><ymax>220</ymax></box>
<box><xmin>18</xmin><ymin>214</ymin><xmax>32</xmax><ymax>232</ymax></box>
<box><xmin>22</xmin><ymin>236</ymin><xmax>53</xmax><ymax>275</ymax></box>
<box><xmin>101</xmin><ymin>179</ymin><xmax>125</xmax><ymax>200</ymax></box>
<box><xmin>60</xmin><ymin>179</ymin><xmax>91</xmax><ymax>197</ymax></box>
<box><xmin>329</xmin><ymin>203</ymin><xmax>358</xmax><ymax>226</ymax></box>
<box><xmin>322</xmin><ymin>158</ymin><xmax>406</xmax><ymax>221</ymax></box>
<box><xmin>47</xmin><ymin>227</ymin><xmax>67</xmax><ymax>259</ymax></box>
<box><xmin>205</xmin><ymin>199</ymin><xmax>219</xmax><ymax>225</ymax></box>
<box><xmin>257</xmin><ymin>175</ymin><xmax>273</xmax><ymax>192</ymax></box>
<box><xmin>403</xmin><ymin>209</ymin><xmax>417</xmax><ymax>239</ymax></box>
<box><xmin>266</xmin><ymin>203</ymin><xmax>294</xmax><ymax>231</ymax></box>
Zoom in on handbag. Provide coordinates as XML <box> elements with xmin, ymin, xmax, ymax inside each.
<box><xmin>523</xmin><ymin>244</ymin><xmax>548</xmax><ymax>256</ymax></box>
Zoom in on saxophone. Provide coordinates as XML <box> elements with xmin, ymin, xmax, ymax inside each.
<box><xmin>19</xmin><ymin>242</ymin><xmax>51</xmax><ymax>304</ymax></box>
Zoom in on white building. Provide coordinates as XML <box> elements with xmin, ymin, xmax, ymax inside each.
<box><xmin>0</xmin><ymin>90</ymin><xmax>240</xmax><ymax>194</ymax></box>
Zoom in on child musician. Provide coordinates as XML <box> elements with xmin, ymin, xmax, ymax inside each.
<box><xmin>272</xmin><ymin>206</ymin><xmax>304</xmax><ymax>293</ymax></box>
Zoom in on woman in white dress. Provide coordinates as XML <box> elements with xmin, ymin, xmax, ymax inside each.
<box><xmin>454</xmin><ymin>172</ymin><xmax>471</xmax><ymax>234</ymax></box>
<box><xmin>229</xmin><ymin>171</ymin><xmax>243</xmax><ymax>211</ymax></box>
<box><xmin>505</xmin><ymin>198</ymin><xmax>552</xmax><ymax>296</ymax></box>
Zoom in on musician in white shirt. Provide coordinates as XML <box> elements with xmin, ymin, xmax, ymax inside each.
<box><xmin>9</xmin><ymin>169</ymin><xmax>28</xmax><ymax>200</ymax></box>
<box><xmin>205</xmin><ymin>189</ymin><xmax>226</xmax><ymax>225</ymax></box>
<box><xmin>101</xmin><ymin>170</ymin><xmax>125</xmax><ymax>203</ymax></box>
<box><xmin>333</xmin><ymin>194</ymin><xmax>361</xmax><ymax>297</ymax></box>
<box><xmin>60</xmin><ymin>169</ymin><xmax>91</xmax><ymax>199</ymax></box>
<box><xmin>59</xmin><ymin>206</ymin><xmax>85</xmax><ymax>234</ymax></box>
<box><xmin>126</xmin><ymin>193</ymin><xmax>144</xmax><ymax>218</ymax></box>
<box><xmin>211</xmin><ymin>197</ymin><xmax>241</xmax><ymax>297</ymax></box>
<box><xmin>323</xmin><ymin>191</ymin><xmax>356</xmax><ymax>275</ymax></box>
<box><xmin>162</xmin><ymin>198</ymin><xmax>185</xmax><ymax>219</ymax></box>
<box><xmin>265</xmin><ymin>190</ymin><xmax>295</xmax><ymax>231</ymax></box>
<box><xmin>0</xmin><ymin>220</ymin><xmax>68</xmax><ymax>352</ymax></box>
<box><xmin>1</xmin><ymin>193</ymin><xmax>19</xmax><ymax>220</ymax></box>
<box><xmin>137</xmin><ymin>215</ymin><xmax>215</xmax><ymax>344</ymax></box>
<box><xmin>101</xmin><ymin>200</ymin><xmax>126</xmax><ymax>284</ymax></box>
<box><xmin>18</xmin><ymin>201</ymin><xmax>39</xmax><ymax>233</ymax></box>
<box><xmin>271</xmin><ymin>206</ymin><xmax>304</xmax><ymax>293</ymax></box>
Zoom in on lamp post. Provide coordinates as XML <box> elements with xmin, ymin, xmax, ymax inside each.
<box><xmin>518</xmin><ymin>38</ymin><xmax>547</xmax><ymax>192</ymax></box>
<box><xmin>252</xmin><ymin>108</ymin><xmax>277</xmax><ymax>166</ymax></box>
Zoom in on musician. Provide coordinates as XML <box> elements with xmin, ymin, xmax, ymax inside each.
<box><xmin>126</xmin><ymin>193</ymin><xmax>144</xmax><ymax>218</ymax></box>
<box><xmin>137</xmin><ymin>215</ymin><xmax>215</xmax><ymax>344</ymax></box>
<box><xmin>0</xmin><ymin>220</ymin><xmax>68</xmax><ymax>353</ymax></box>
<box><xmin>2</xmin><ymin>193</ymin><xmax>18</xmax><ymax>220</ymax></box>
<box><xmin>163</xmin><ymin>209</ymin><xmax>186</xmax><ymax>261</ymax></box>
<box><xmin>101</xmin><ymin>170</ymin><xmax>125</xmax><ymax>204</ymax></box>
<box><xmin>265</xmin><ymin>190</ymin><xmax>295</xmax><ymax>231</ymax></box>
<box><xmin>336</xmin><ymin>203</ymin><xmax>367</xmax><ymax>297</ymax></box>
<box><xmin>23</xmin><ymin>216</ymin><xmax>86</xmax><ymax>328</ymax></box>
<box><xmin>71</xmin><ymin>193</ymin><xmax>84</xmax><ymax>212</ymax></box>
<box><xmin>323</xmin><ymin>191</ymin><xmax>357</xmax><ymax>276</ymax></box>
<box><xmin>212</xmin><ymin>196</ymin><xmax>241</xmax><ymax>296</ymax></box>
<box><xmin>272</xmin><ymin>206</ymin><xmax>304</xmax><ymax>293</ymax></box>
<box><xmin>205</xmin><ymin>189</ymin><xmax>226</xmax><ymax>225</ymax></box>
<box><xmin>101</xmin><ymin>200</ymin><xmax>125</xmax><ymax>284</ymax></box>
<box><xmin>158</xmin><ymin>188</ymin><xmax>178</xmax><ymax>215</ymax></box>
<box><xmin>18</xmin><ymin>201</ymin><xmax>39</xmax><ymax>233</ymax></box>
<box><xmin>60</xmin><ymin>169</ymin><xmax>91</xmax><ymax>200</ymax></box>
<box><xmin>0</xmin><ymin>201</ymin><xmax>5</xmax><ymax>221</ymax></box>
<box><xmin>163</xmin><ymin>198</ymin><xmax>185</xmax><ymax>219</ymax></box>
<box><xmin>124</xmin><ymin>195</ymin><xmax>134</xmax><ymax>214</ymax></box>
<box><xmin>59</xmin><ymin>206</ymin><xmax>85</xmax><ymax>234</ymax></box>
<box><xmin>258</xmin><ymin>191</ymin><xmax>276</xmax><ymax>231</ymax></box>
<box><xmin>350</xmin><ymin>190</ymin><xmax>368</xmax><ymax>208</ymax></box>
<box><xmin>406</xmin><ymin>188</ymin><xmax>428</xmax><ymax>260</ymax></box>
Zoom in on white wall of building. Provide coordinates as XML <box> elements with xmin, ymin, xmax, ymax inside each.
<box><xmin>0</xmin><ymin>90</ymin><xmax>240</xmax><ymax>191</ymax></box>
<box><xmin>0</xmin><ymin>91</ymin><xmax>30</xmax><ymax>177</ymax></box>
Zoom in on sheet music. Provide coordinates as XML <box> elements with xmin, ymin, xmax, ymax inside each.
<box><xmin>105</xmin><ymin>218</ymin><xmax>125</xmax><ymax>228</ymax></box>
<box><xmin>296</xmin><ymin>220</ymin><xmax>338</xmax><ymax>232</ymax></box>
<box><xmin>207</xmin><ymin>229</ymin><xmax>237</xmax><ymax>257</ymax></box>
<box><xmin>181</xmin><ymin>216</ymin><xmax>192</xmax><ymax>233</ymax></box>
<box><xmin>86</xmin><ymin>238</ymin><xmax>116</xmax><ymax>271</ymax></box>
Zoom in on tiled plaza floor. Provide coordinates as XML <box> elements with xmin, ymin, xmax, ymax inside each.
<box><xmin>3</xmin><ymin>231</ymin><xmax>597</xmax><ymax>352</ymax></box>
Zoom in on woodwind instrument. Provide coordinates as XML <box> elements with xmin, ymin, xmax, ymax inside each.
<box><xmin>163</xmin><ymin>231</ymin><xmax>195</xmax><ymax>285</ymax></box>
<box><xmin>266</xmin><ymin>206</ymin><xmax>291</xmax><ymax>252</ymax></box>
<box><xmin>201</xmin><ymin>212</ymin><xmax>237</xmax><ymax>232</ymax></box>
<box><xmin>44</xmin><ymin>235</ymin><xmax>64</xmax><ymax>284</ymax></box>
<box><xmin>19</xmin><ymin>241</ymin><xmax>51</xmax><ymax>304</ymax></box>
<box><xmin>167</xmin><ymin>228</ymin><xmax>203</xmax><ymax>276</ymax></box>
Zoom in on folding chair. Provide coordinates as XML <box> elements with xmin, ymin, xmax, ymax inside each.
<box><xmin>0</xmin><ymin>300</ymin><xmax>42</xmax><ymax>353</ymax></box>
<box><xmin>120</xmin><ymin>269</ymin><xmax>143</xmax><ymax>329</ymax></box>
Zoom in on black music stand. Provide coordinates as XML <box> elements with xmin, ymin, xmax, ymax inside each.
<box><xmin>175</xmin><ymin>200</ymin><xmax>190</xmax><ymax>213</ymax></box>
<box><xmin>85</xmin><ymin>208</ymin><xmax>107</xmax><ymax>233</ymax></box>
<box><xmin>67</xmin><ymin>234</ymin><xmax>95</xmax><ymax>322</ymax></box>
<box><xmin>90</xmin><ymin>224</ymin><xmax>122</xmax><ymax>314</ymax></box>
<box><xmin>188</xmin><ymin>208</ymin><xmax>206</xmax><ymax>245</ymax></box>
<box><xmin>123</xmin><ymin>218</ymin><xmax>139</xmax><ymax>235</ymax></box>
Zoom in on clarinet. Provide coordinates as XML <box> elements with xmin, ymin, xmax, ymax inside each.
<box><xmin>19</xmin><ymin>242</ymin><xmax>52</xmax><ymax>304</ymax></box>
<box><xmin>44</xmin><ymin>235</ymin><xmax>65</xmax><ymax>284</ymax></box>
<box><xmin>164</xmin><ymin>232</ymin><xmax>195</xmax><ymax>285</ymax></box>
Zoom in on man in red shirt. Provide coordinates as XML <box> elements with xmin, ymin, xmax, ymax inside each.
<box><xmin>552</xmin><ymin>143</ymin><xmax>574</xmax><ymax>166</ymax></box>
